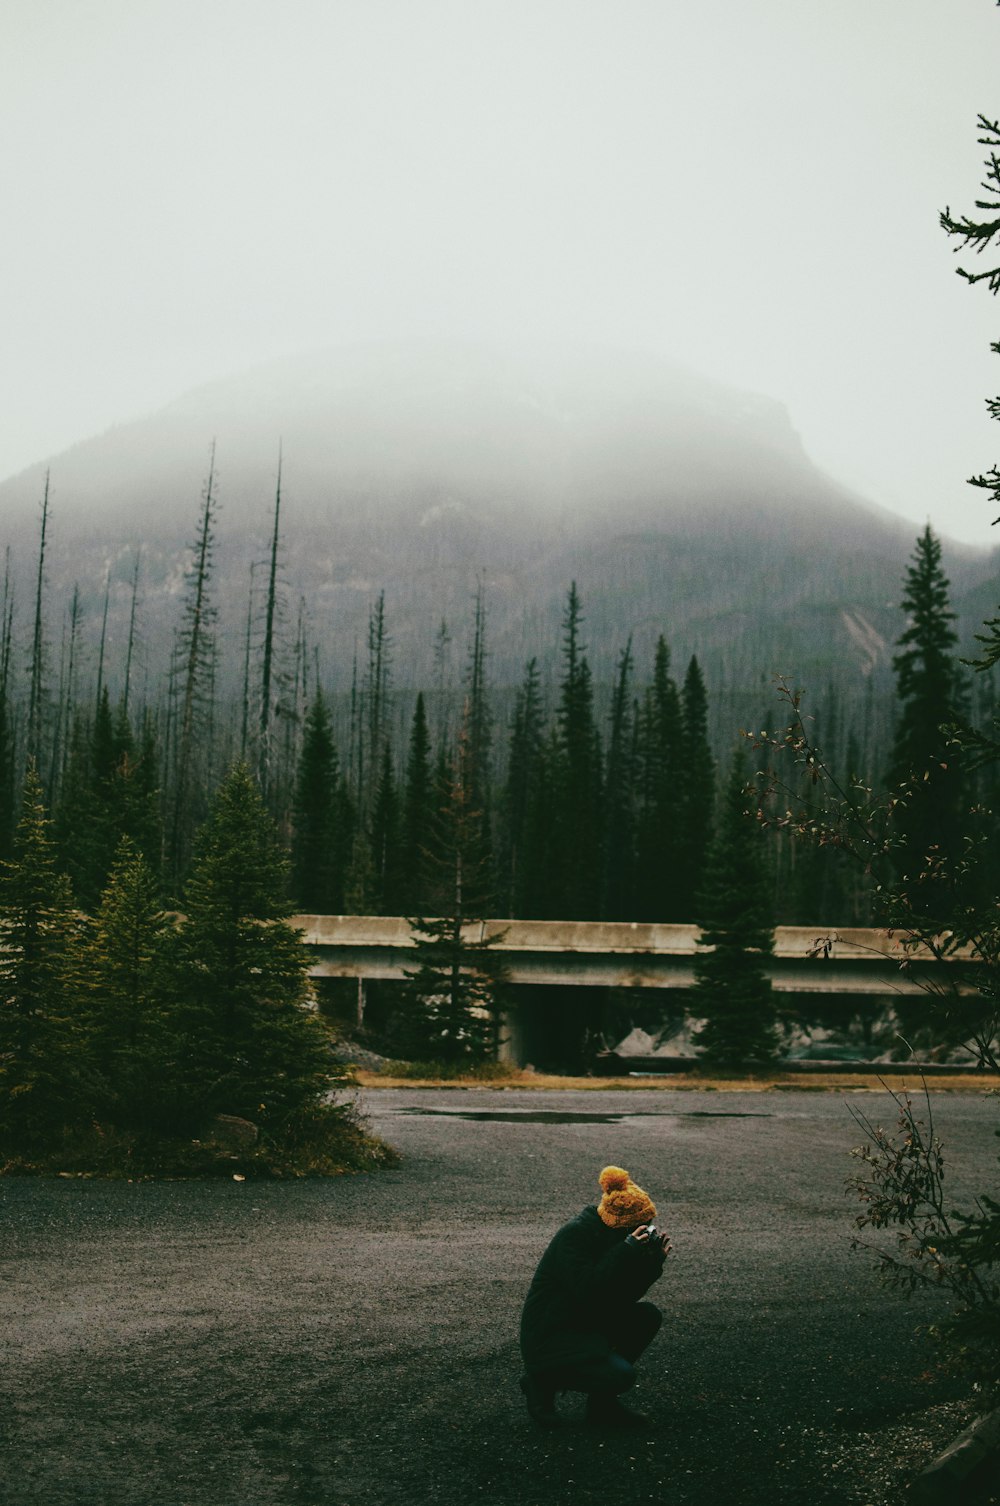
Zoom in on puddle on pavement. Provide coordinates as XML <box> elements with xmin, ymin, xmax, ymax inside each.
<box><xmin>393</xmin><ymin>1108</ymin><xmax>771</xmax><ymax>1124</ymax></box>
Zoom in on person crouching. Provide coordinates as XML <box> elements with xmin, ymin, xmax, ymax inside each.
<box><xmin>519</xmin><ymin>1165</ymin><xmax>671</xmax><ymax>1430</ymax></box>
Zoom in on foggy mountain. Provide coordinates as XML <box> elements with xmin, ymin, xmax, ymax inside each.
<box><xmin>1</xmin><ymin>341</ymin><xmax>996</xmax><ymax>706</ymax></box>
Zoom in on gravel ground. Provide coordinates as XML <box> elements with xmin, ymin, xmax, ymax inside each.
<box><xmin>3</xmin><ymin>1086</ymin><xmax>999</xmax><ymax>1506</ymax></box>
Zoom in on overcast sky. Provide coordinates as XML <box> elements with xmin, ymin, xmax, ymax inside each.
<box><xmin>2</xmin><ymin>0</ymin><xmax>999</xmax><ymax>546</ymax></box>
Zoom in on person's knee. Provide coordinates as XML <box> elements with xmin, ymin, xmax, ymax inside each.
<box><xmin>606</xmin><ymin>1353</ymin><xmax>636</xmax><ymax>1393</ymax></box>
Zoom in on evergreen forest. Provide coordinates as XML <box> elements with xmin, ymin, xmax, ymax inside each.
<box><xmin>5</xmin><ymin>471</ymin><xmax>988</xmax><ymax>933</ymax></box>
<box><xmin>2</xmin><ymin>463</ymin><xmax>999</xmax><ymax>1158</ymax></box>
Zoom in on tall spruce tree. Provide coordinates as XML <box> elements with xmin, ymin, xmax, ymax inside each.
<box><xmin>83</xmin><ymin>837</ymin><xmax>170</xmax><ymax>1131</ymax></box>
<box><xmin>0</xmin><ymin>764</ymin><xmax>89</xmax><ymax>1149</ymax></box>
<box><xmin>402</xmin><ymin>692</ymin><xmax>434</xmax><ymax>914</ymax></box>
<box><xmin>291</xmin><ymin>691</ymin><xmax>344</xmax><ymax>912</ymax></box>
<box><xmin>370</xmin><ymin>743</ymin><xmax>404</xmax><ymax>914</ymax></box>
<box><xmin>55</xmin><ymin>694</ymin><xmax>161</xmax><ymax>911</ymax></box>
<box><xmin>166</xmin><ymin>450</ymin><xmax>220</xmax><ymax>887</ymax></box>
<box><xmin>501</xmin><ymin>658</ymin><xmax>545</xmax><ymax>917</ymax></box>
<box><xmin>114</xmin><ymin>709</ymin><xmax>163</xmax><ymax>878</ymax></box>
<box><xmin>257</xmin><ymin>450</ymin><xmax>285</xmax><ymax>804</ymax></box>
<box><xmin>890</xmin><ymin>525</ymin><xmax>966</xmax><ymax>891</ymax></box>
<box><xmin>551</xmin><ymin>583</ymin><xmax>603</xmax><ymax>918</ymax></box>
<box><xmin>55</xmin><ymin>712</ymin><xmax>105</xmax><ymax>912</ymax></box>
<box><xmin>464</xmin><ymin>578</ymin><xmax>492</xmax><ymax>810</ymax></box>
<box><xmin>163</xmin><ymin>763</ymin><xmax>336</xmax><ymax>1132</ymax></box>
<box><xmin>690</xmin><ymin>751</ymin><xmax>779</xmax><ymax>1068</ymax></box>
<box><xmin>402</xmin><ymin>722</ymin><xmax>507</xmax><ymax>1063</ymax></box>
<box><xmin>360</xmin><ymin>591</ymin><xmax>392</xmax><ymax>817</ymax></box>
<box><xmin>677</xmin><ymin>655</ymin><xmax>715</xmax><ymax>911</ymax></box>
<box><xmin>635</xmin><ymin>636</ymin><xmax>684</xmax><ymax>920</ymax></box>
<box><xmin>601</xmin><ymin>638</ymin><xmax>637</xmax><ymax>920</ymax></box>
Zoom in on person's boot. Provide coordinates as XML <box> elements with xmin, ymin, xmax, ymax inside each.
<box><xmin>520</xmin><ymin>1374</ymin><xmax>560</xmax><ymax>1428</ymax></box>
<box><xmin>584</xmin><ymin>1392</ymin><xmax>650</xmax><ymax>1429</ymax></box>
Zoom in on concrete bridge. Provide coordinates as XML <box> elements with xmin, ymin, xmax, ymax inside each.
<box><xmin>294</xmin><ymin>915</ymin><xmax>972</xmax><ymax>1001</ymax></box>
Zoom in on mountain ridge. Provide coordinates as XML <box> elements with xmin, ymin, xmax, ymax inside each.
<box><xmin>0</xmin><ymin>341</ymin><xmax>996</xmax><ymax>705</ymax></box>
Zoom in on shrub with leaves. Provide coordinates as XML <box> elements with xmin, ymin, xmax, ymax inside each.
<box><xmin>848</xmin><ymin>1084</ymin><xmax>1000</xmax><ymax>1386</ymax></box>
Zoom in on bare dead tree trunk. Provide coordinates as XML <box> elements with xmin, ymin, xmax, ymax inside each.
<box><xmin>258</xmin><ymin>445</ymin><xmax>282</xmax><ymax>800</ymax></box>
<box><xmin>123</xmin><ymin>549</ymin><xmax>141</xmax><ymax>718</ymax></box>
<box><xmin>240</xmin><ymin>560</ymin><xmax>257</xmax><ymax>761</ymax></box>
<box><xmin>168</xmin><ymin>445</ymin><xmax>219</xmax><ymax>885</ymax></box>
<box><xmin>27</xmin><ymin>472</ymin><xmax>50</xmax><ymax>771</ymax></box>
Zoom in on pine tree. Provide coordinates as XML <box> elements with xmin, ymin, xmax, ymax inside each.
<box><xmin>163</xmin><ymin>763</ymin><xmax>337</xmax><ymax>1132</ymax></box>
<box><xmin>370</xmin><ymin>743</ymin><xmax>403</xmax><ymax>914</ymax></box>
<box><xmin>502</xmin><ymin>658</ymin><xmax>546</xmax><ymax>916</ymax></box>
<box><xmin>55</xmin><ymin>695</ymin><xmax>161</xmax><ymax>911</ymax></box>
<box><xmin>690</xmin><ymin>751</ymin><xmax>779</xmax><ymax>1069</ymax></box>
<box><xmin>401</xmin><ymin>692</ymin><xmax>434</xmax><ymax>914</ymax></box>
<box><xmin>432</xmin><ymin>617</ymin><xmax>454</xmax><ymax>745</ymax></box>
<box><xmin>677</xmin><ymin>655</ymin><xmax>715</xmax><ymax>911</ymax></box>
<box><xmin>635</xmin><ymin>635</ymin><xmax>684</xmax><ymax>920</ymax></box>
<box><xmin>55</xmin><ymin>711</ymin><xmax>105</xmax><ymax>912</ymax></box>
<box><xmin>601</xmin><ymin>639</ymin><xmax>637</xmax><ymax>920</ymax></box>
<box><xmin>464</xmin><ymin>578</ymin><xmax>492</xmax><ymax>810</ymax></box>
<box><xmin>51</xmin><ymin>582</ymin><xmax>82</xmax><ymax>798</ymax></box>
<box><xmin>890</xmin><ymin>525</ymin><xmax>966</xmax><ymax>890</ymax></box>
<box><xmin>291</xmin><ymin>691</ymin><xmax>344</xmax><ymax>912</ymax></box>
<box><xmin>114</xmin><ymin>709</ymin><xmax>163</xmax><ymax>877</ymax></box>
<box><xmin>166</xmin><ymin>450</ymin><xmax>220</xmax><ymax>886</ymax></box>
<box><xmin>402</xmin><ymin>723</ymin><xmax>507</xmax><ymax>1063</ymax></box>
<box><xmin>360</xmin><ymin>591</ymin><xmax>392</xmax><ymax>817</ymax></box>
<box><xmin>0</xmin><ymin>764</ymin><xmax>89</xmax><ymax>1149</ymax></box>
<box><xmin>83</xmin><ymin>837</ymin><xmax>170</xmax><ymax>1131</ymax></box>
<box><xmin>550</xmin><ymin>584</ymin><xmax>603</xmax><ymax>918</ymax></box>
<box><xmin>343</xmin><ymin>827</ymin><xmax>376</xmax><ymax>915</ymax></box>
<box><xmin>519</xmin><ymin>726</ymin><xmax>562</xmax><ymax>919</ymax></box>
<box><xmin>257</xmin><ymin>450</ymin><xmax>284</xmax><ymax>804</ymax></box>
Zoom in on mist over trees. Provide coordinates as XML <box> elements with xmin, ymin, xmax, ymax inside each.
<box><xmin>3</xmin><ymin>431</ymin><xmax>993</xmax><ymax>940</ymax></box>
<box><xmin>0</xmin><ymin>461</ymin><xmax>904</xmax><ymax>930</ymax></box>
<box><xmin>2</xmin><ymin>411</ymin><xmax>1000</xmax><ymax>1167</ymax></box>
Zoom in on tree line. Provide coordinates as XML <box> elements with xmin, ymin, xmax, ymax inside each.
<box><xmin>2</xmin><ymin>442</ymin><xmax>993</xmax><ymax>1084</ymax></box>
<box><xmin>0</xmin><ymin>759</ymin><xmax>392</xmax><ymax>1171</ymax></box>
<box><xmin>0</xmin><ymin>463</ymin><xmax>996</xmax><ymax>1164</ymax></box>
<box><xmin>0</xmin><ymin>463</ymin><xmax>900</xmax><ymax>934</ymax></box>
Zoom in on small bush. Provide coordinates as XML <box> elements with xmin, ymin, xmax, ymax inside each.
<box><xmin>849</xmin><ymin>1084</ymin><xmax>1000</xmax><ymax>1389</ymax></box>
<box><xmin>0</xmin><ymin>1102</ymin><xmax>398</xmax><ymax>1180</ymax></box>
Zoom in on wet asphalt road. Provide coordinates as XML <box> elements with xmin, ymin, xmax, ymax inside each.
<box><xmin>2</xmin><ymin>1086</ymin><xmax>998</xmax><ymax>1506</ymax></box>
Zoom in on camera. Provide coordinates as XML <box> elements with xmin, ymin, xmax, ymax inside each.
<box><xmin>644</xmin><ymin>1224</ymin><xmax>658</xmax><ymax>1242</ymax></box>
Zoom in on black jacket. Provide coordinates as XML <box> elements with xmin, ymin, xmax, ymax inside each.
<box><xmin>520</xmin><ymin>1205</ymin><xmax>664</xmax><ymax>1374</ymax></box>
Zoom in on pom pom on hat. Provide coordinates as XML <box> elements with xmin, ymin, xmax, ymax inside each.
<box><xmin>598</xmin><ymin>1166</ymin><xmax>631</xmax><ymax>1192</ymax></box>
<box><xmin>597</xmin><ymin>1165</ymin><xmax>656</xmax><ymax>1229</ymax></box>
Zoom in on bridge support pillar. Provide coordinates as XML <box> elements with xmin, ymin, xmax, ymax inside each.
<box><xmin>497</xmin><ymin>1004</ymin><xmax>525</xmax><ymax>1066</ymax></box>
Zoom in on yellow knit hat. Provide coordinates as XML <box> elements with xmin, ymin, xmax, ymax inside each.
<box><xmin>596</xmin><ymin>1166</ymin><xmax>656</xmax><ymax>1229</ymax></box>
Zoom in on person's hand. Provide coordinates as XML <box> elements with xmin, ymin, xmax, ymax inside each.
<box><xmin>632</xmin><ymin>1225</ymin><xmax>672</xmax><ymax>1257</ymax></box>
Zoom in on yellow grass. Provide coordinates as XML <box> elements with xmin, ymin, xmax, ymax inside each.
<box><xmin>353</xmin><ymin>1066</ymin><xmax>997</xmax><ymax>1094</ymax></box>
